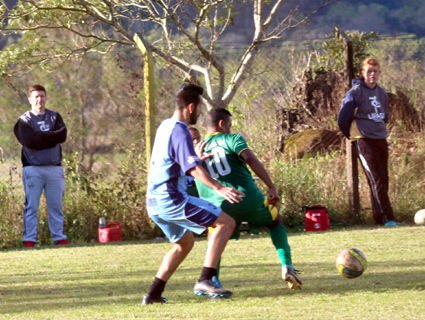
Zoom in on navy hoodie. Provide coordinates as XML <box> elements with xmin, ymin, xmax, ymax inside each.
<box><xmin>337</xmin><ymin>79</ymin><xmax>389</xmax><ymax>140</ymax></box>
<box><xmin>14</xmin><ymin>109</ymin><xmax>67</xmax><ymax>166</ymax></box>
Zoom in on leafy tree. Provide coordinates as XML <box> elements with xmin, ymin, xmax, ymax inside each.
<box><xmin>0</xmin><ymin>27</ymin><xmax>147</xmax><ymax>172</ymax></box>
<box><xmin>317</xmin><ymin>30</ymin><xmax>378</xmax><ymax>76</ymax></box>
<box><xmin>0</xmin><ymin>0</ymin><xmax>337</xmax><ymax>108</ymax></box>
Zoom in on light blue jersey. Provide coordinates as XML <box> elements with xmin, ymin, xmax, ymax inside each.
<box><xmin>146</xmin><ymin>118</ymin><xmax>202</xmax><ymax>216</ymax></box>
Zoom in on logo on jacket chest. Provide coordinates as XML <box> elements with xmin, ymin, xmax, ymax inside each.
<box><xmin>37</xmin><ymin>121</ymin><xmax>50</xmax><ymax>132</ymax></box>
<box><xmin>367</xmin><ymin>96</ymin><xmax>385</xmax><ymax>121</ymax></box>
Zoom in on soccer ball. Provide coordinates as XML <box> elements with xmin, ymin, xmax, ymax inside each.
<box><xmin>336</xmin><ymin>248</ymin><xmax>367</xmax><ymax>279</ymax></box>
<box><xmin>414</xmin><ymin>209</ymin><xmax>425</xmax><ymax>225</ymax></box>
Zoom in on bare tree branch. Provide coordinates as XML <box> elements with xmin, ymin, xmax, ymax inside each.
<box><xmin>0</xmin><ymin>0</ymin><xmax>338</xmax><ymax>108</ymax></box>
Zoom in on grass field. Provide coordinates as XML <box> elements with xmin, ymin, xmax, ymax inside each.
<box><xmin>1</xmin><ymin>225</ymin><xmax>424</xmax><ymax>319</ymax></box>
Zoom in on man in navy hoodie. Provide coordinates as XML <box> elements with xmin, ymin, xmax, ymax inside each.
<box><xmin>14</xmin><ymin>85</ymin><xmax>69</xmax><ymax>247</ymax></box>
<box><xmin>338</xmin><ymin>58</ymin><xmax>399</xmax><ymax>226</ymax></box>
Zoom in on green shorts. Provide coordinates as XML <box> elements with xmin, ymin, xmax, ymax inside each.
<box><xmin>220</xmin><ymin>190</ymin><xmax>276</xmax><ymax>240</ymax></box>
<box><xmin>187</xmin><ymin>185</ymin><xmax>199</xmax><ymax>197</ymax></box>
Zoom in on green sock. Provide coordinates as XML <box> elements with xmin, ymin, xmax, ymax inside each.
<box><xmin>270</xmin><ymin>225</ymin><xmax>292</xmax><ymax>267</ymax></box>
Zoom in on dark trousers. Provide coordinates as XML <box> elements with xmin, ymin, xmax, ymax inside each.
<box><xmin>353</xmin><ymin>138</ymin><xmax>395</xmax><ymax>225</ymax></box>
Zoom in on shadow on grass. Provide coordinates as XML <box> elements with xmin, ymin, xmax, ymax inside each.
<box><xmin>1</xmin><ymin>258</ymin><xmax>424</xmax><ymax>314</ymax></box>
<box><xmin>0</xmin><ymin>239</ymin><xmax>173</xmax><ymax>253</ymax></box>
<box><xmin>222</xmin><ymin>260</ymin><xmax>425</xmax><ymax>296</ymax></box>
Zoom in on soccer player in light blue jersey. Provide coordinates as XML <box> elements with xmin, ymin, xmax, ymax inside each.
<box><xmin>143</xmin><ymin>83</ymin><xmax>244</xmax><ymax>304</ymax></box>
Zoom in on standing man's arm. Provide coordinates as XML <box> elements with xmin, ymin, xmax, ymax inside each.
<box><xmin>240</xmin><ymin>149</ymin><xmax>279</xmax><ymax>208</ymax></box>
<box><xmin>337</xmin><ymin>91</ymin><xmax>358</xmax><ymax>139</ymax></box>
<box><xmin>15</xmin><ymin>120</ymin><xmax>57</xmax><ymax>150</ymax></box>
<box><xmin>15</xmin><ymin>113</ymin><xmax>67</xmax><ymax>149</ymax></box>
<box><xmin>38</xmin><ymin>113</ymin><xmax>67</xmax><ymax>143</ymax></box>
<box><xmin>383</xmin><ymin>91</ymin><xmax>390</xmax><ymax>124</ymax></box>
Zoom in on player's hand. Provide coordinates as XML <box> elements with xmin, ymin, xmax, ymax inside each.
<box><xmin>195</xmin><ymin>141</ymin><xmax>213</xmax><ymax>162</ymax></box>
<box><xmin>268</xmin><ymin>187</ymin><xmax>280</xmax><ymax>209</ymax></box>
<box><xmin>217</xmin><ymin>186</ymin><xmax>245</xmax><ymax>204</ymax></box>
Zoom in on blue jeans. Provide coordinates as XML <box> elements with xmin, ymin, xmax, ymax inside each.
<box><xmin>22</xmin><ymin>166</ymin><xmax>67</xmax><ymax>243</ymax></box>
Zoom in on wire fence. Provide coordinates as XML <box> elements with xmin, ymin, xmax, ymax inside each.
<box><xmin>1</xmin><ymin>34</ymin><xmax>424</xmax><ymax>198</ymax></box>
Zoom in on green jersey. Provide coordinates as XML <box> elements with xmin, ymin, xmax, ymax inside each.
<box><xmin>196</xmin><ymin>133</ymin><xmax>265</xmax><ymax>218</ymax></box>
<box><xmin>198</xmin><ymin>134</ymin><xmax>292</xmax><ymax>270</ymax></box>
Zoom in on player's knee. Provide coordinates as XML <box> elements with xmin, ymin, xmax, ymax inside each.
<box><xmin>181</xmin><ymin>241</ymin><xmax>194</xmax><ymax>254</ymax></box>
<box><xmin>176</xmin><ymin>232</ymin><xmax>195</xmax><ymax>253</ymax></box>
<box><xmin>214</xmin><ymin>211</ymin><xmax>235</xmax><ymax>230</ymax></box>
<box><xmin>223</xmin><ymin>212</ymin><xmax>236</xmax><ymax>230</ymax></box>
<box><xmin>266</xmin><ymin>214</ymin><xmax>283</xmax><ymax>230</ymax></box>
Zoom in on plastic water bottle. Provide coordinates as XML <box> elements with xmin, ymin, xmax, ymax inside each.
<box><xmin>99</xmin><ymin>217</ymin><xmax>106</xmax><ymax>228</ymax></box>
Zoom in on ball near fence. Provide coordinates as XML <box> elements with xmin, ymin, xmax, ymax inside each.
<box><xmin>414</xmin><ymin>209</ymin><xmax>425</xmax><ymax>225</ymax></box>
<box><xmin>336</xmin><ymin>248</ymin><xmax>367</xmax><ymax>279</ymax></box>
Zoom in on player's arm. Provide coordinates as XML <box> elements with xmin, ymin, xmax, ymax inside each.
<box><xmin>240</xmin><ymin>149</ymin><xmax>279</xmax><ymax>208</ymax></box>
<box><xmin>188</xmin><ymin>165</ymin><xmax>244</xmax><ymax>204</ymax></box>
<box><xmin>194</xmin><ymin>140</ymin><xmax>213</xmax><ymax>162</ymax></box>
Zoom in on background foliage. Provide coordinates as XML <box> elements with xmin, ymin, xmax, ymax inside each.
<box><xmin>1</xmin><ymin>33</ymin><xmax>425</xmax><ymax>248</ymax></box>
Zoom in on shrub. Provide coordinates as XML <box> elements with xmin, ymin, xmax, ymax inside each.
<box><xmin>0</xmin><ymin>178</ymin><xmax>23</xmax><ymax>248</ymax></box>
<box><xmin>0</xmin><ymin>147</ymin><xmax>159</xmax><ymax>248</ymax></box>
<box><xmin>60</xmin><ymin>148</ymin><xmax>158</xmax><ymax>244</ymax></box>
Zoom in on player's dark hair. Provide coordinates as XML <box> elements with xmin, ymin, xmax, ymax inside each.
<box><xmin>175</xmin><ymin>82</ymin><xmax>204</xmax><ymax>110</ymax></box>
<box><xmin>189</xmin><ymin>127</ymin><xmax>199</xmax><ymax>133</ymax></box>
<box><xmin>29</xmin><ymin>84</ymin><xmax>46</xmax><ymax>96</ymax></box>
<box><xmin>205</xmin><ymin>107</ymin><xmax>232</xmax><ymax>128</ymax></box>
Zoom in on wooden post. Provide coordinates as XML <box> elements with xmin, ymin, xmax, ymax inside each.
<box><xmin>134</xmin><ymin>33</ymin><xmax>155</xmax><ymax>172</ymax></box>
<box><xmin>334</xmin><ymin>26</ymin><xmax>362</xmax><ymax>224</ymax></box>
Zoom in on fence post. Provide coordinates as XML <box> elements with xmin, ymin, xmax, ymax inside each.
<box><xmin>134</xmin><ymin>33</ymin><xmax>155</xmax><ymax>172</ymax></box>
<box><xmin>334</xmin><ymin>26</ymin><xmax>362</xmax><ymax>224</ymax></box>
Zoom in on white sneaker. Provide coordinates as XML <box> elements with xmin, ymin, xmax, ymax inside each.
<box><xmin>282</xmin><ymin>267</ymin><xmax>302</xmax><ymax>290</ymax></box>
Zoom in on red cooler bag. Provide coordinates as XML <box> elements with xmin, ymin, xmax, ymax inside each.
<box><xmin>304</xmin><ymin>205</ymin><xmax>330</xmax><ymax>232</ymax></box>
<box><xmin>98</xmin><ymin>223</ymin><xmax>122</xmax><ymax>243</ymax></box>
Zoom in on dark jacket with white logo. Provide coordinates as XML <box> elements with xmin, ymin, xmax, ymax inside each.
<box><xmin>14</xmin><ymin>109</ymin><xmax>67</xmax><ymax>167</ymax></box>
<box><xmin>338</xmin><ymin>79</ymin><xmax>389</xmax><ymax>140</ymax></box>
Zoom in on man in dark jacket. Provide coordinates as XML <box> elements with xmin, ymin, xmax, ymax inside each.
<box><xmin>14</xmin><ymin>84</ymin><xmax>69</xmax><ymax>247</ymax></box>
<box><xmin>338</xmin><ymin>58</ymin><xmax>399</xmax><ymax>226</ymax></box>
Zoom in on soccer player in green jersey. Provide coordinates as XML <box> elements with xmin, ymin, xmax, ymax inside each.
<box><xmin>196</xmin><ymin>107</ymin><xmax>302</xmax><ymax>290</ymax></box>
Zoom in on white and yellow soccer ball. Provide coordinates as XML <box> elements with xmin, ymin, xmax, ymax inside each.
<box><xmin>414</xmin><ymin>209</ymin><xmax>425</xmax><ymax>225</ymax></box>
<box><xmin>336</xmin><ymin>248</ymin><xmax>367</xmax><ymax>279</ymax></box>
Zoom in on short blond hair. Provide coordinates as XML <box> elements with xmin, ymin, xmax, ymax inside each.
<box><xmin>362</xmin><ymin>58</ymin><xmax>380</xmax><ymax>71</ymax></box>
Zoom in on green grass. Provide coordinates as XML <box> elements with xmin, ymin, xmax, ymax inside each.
<box><xmin>1</xmin><ymin>225</ymin><xmax>425</xmax><ymax>319</ymax></box>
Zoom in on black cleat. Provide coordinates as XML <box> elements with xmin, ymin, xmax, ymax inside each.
<box><xmin>194</xmin><ymin>276</ymin><xmax>232</xmax><ymax>299</ymax></box>
<box><xmin>282</xmin><ymin>267</ymin><xmax>302</xmax><ymax>290</ymax></box>
<box><xmin>142</xmin><ymin>294</ymin><xmax>167</xmax><ymax>305</ymax></box>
